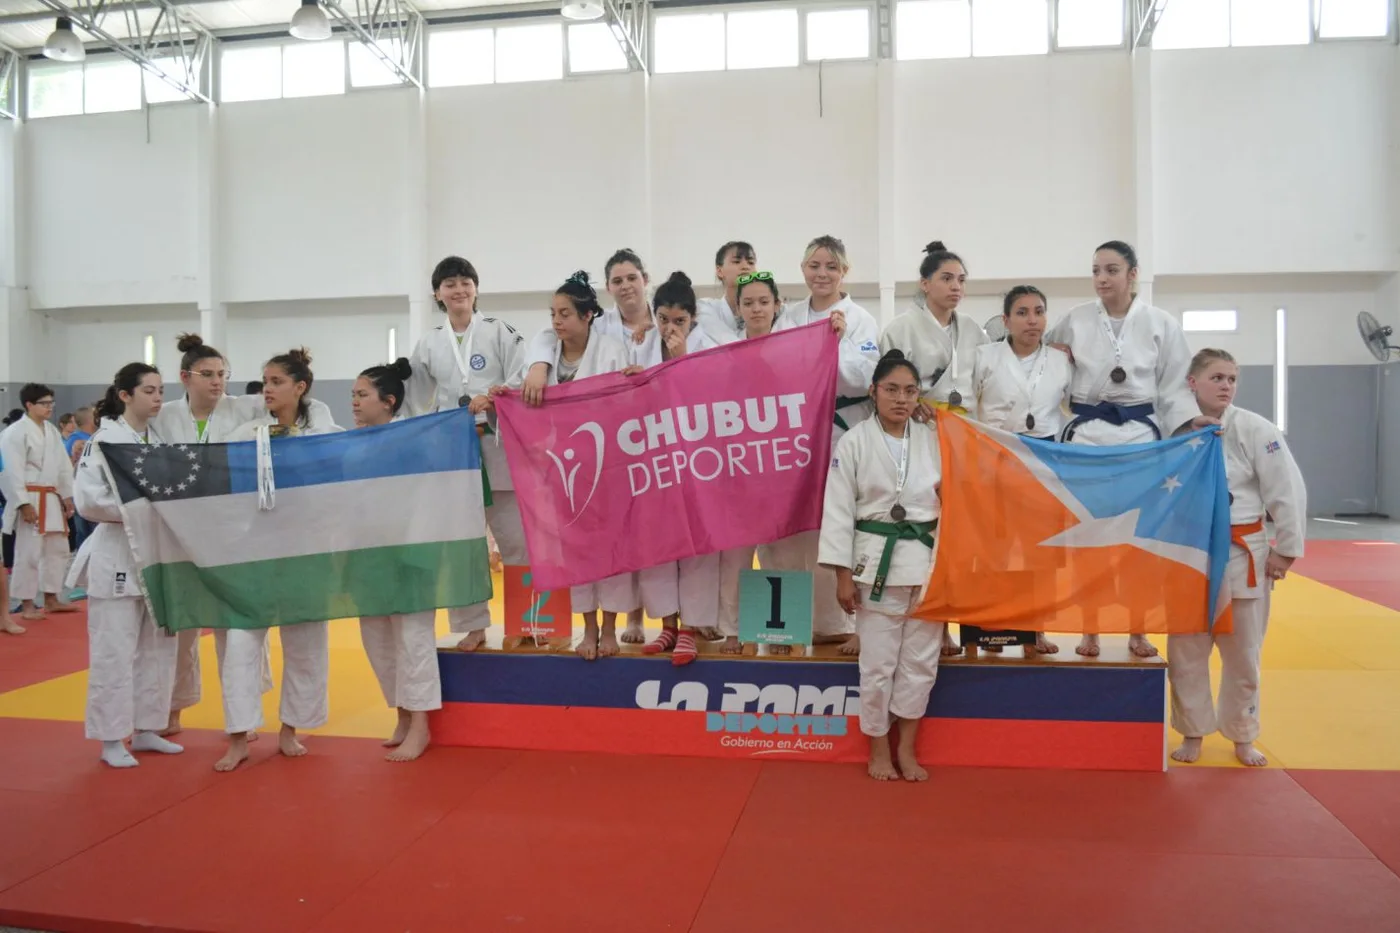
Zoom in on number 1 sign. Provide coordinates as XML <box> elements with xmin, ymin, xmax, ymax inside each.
<box><xmin>738</xmin><ymin>569</ymin><xmax>814</xmax><ymax>647</ymax></box>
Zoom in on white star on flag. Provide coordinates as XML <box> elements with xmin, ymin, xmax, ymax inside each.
<box><xmin>1037</xmin><ymin>509</ymin><xmax>1207</xmax><ymax>574</ymax></box>
<box><xmin>1162</xmin><ymin>475</ymin><xmax>1182</xmax><ymax>494</ymax></box>
<box><xmin>1186</xmin><ymin>437</ymin><xmax>1205</xmax><ymax>449</ymax></box>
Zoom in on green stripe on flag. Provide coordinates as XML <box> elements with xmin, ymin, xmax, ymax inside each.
<box><xmin>142</xmin><ymin>538</ymin><xmax>493</xmax><ymax>633</ymax></box>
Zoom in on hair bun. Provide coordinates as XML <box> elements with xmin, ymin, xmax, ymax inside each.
<box><xmin>176</xmin><ymin>332</ymin><xmax>205</xmax><ymax>352</ymax></box>
<box><xmin>879</xmin><ymin>348</ymin><xmax>906</xmax><ymax>362</ymax></box>
<box><xmin>924</xmin><ymin>241</ymin><xmax>947</xmax><ymax>254</ymax></box>
<box><xmin>666</xmin><ymin>270</ymin><xmax>692</xmax><ymax>288</ymax></box>
<box><xmin>288</xmin><ymin>347</ymin><xmax>312</xmax><ymax>365</ymax></box>
<box><xmin>567</xmin><ymin>270</ymin><xmax>592</xmax><ymax>287</ymax></box>
<box><xmin>391</xmin><ymin>357</ymin><xmax>412</xmax><ymax>380</ymax></box>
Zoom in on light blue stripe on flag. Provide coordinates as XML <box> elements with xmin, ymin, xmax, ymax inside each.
<box><xmin>225</xmin><ymin>408</ymin><xmax>483</xmax><ymax>494</ymax></box>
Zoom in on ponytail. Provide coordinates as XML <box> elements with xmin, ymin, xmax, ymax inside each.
<box><xmin>94</xmin><ymin>362</ymin><xmax>161</xmax><ymax>424</ymax></box>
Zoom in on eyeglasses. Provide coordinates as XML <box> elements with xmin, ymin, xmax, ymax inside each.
<box><xmin>736</xmin><ymin>271</ymin><xmax>774</xmax><ymax>286</ymax></box>
<box><xmin>875</xmin><ymin>384</ymin><xmax>919</xmax><ymax>400</ymax></box>
<box><xmin>32</xmin><ymin>399</ymin><xmax>55</xmax><ymax>407</ymax></box>
<box><xmin>186</xmin><ymin>369</ymin><xmax>230</xmax><ymax>381</ymax></box>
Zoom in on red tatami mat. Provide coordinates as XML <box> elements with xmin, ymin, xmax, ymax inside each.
<box><xmin>2</xmin><ymin>716</ymin><xmax>1399</xmax><ymax>933</ymax></box>
<box><xmin>1294</xmin><ymin>540</ymin><xmax>1400</xmax><ymax>610</ymax></box>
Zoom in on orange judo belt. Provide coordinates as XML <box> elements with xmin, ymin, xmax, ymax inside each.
<box><xmin>1230</xmin><ymin>517</ymin><xmax>1265</xmax><ymax>587</ymax></box>
<box><xmin>25</xmin><ymin>484</ymin><xmax>58</xmax><ymax>530</ymax></box>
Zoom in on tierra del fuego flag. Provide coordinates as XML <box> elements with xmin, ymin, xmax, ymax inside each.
<box><xmin>100</xmin><ymin>409</ymin><xmax>493</xmax><ymax>634</ymax></box>
<box><xmin>915</xmin><ymin>411</ymin><xmax>1233</xmax><ymax>635</ymax></box>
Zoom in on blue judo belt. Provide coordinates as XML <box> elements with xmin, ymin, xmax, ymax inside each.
<box><xmin>1062</xmin><ymin>401</ymin><xmax>1160</xmax><ymax>442</ymax></box>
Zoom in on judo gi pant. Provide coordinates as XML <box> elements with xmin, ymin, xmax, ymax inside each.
<box><xmin>572</xmin><ymin>573</ymin><xmax>638</xmax><ymax>615</ymax></box>
<box><xmin>451</xmin><ymin>492</ymin><xmax>527</xmax><ymax>634</ymax></box>
<box><xmin>856</xmin><ymin>585</ymin><xmax>943</xmax><ymax>738</ymax></box>
<box><xmin>170</xmin><ymin>626</ymin><xmax>272</xmax><ymax>712</ymax></box>
<box><xmin>360</xmin><ymin>611</ymin><xmax>441</xmax><ymax>712</ymax></box>
<box><xmin>1168</xmin><ymin>590</ymin><xmax>1269</xmax><ymax>744</ymax></box>
<box><xmin>676</xmin><ymin>554</ymin><xmax>719</xmax><ymax>629</ymax></box>
<box><xmin>758</xmin><ymin>530</ymin><xmax>852</xmax><ymax>637</ymax></box>
<box><xmin>219</xmin><ymin>622</ymin><xmax>329</xmax><ymax>734</ymax></box>
<box><xmin>718</xmin><ymin>546</ymin><xmax>757</xmax><ymax>637</ymax></box>
<box><xmin>11</xmin><ymin>524</ymin><xmax>68</xmax><ymax>602</ymax></box>
<box><xmin>85</xmin><ymin>597</ymin><xmax>178</xmax><ymax>741</ymax></box>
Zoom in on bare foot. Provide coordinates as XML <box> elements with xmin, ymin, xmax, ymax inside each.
<box><xmin>839</xmin><ymin>635</ymin><xmax>860</xmax><ymax>656</ymax></box>
<box><xmin>1129</xmin><ymin>634</ymin><xmax>1158</xmax><ymax>658</ymax></box>
<box><xmin>454</xmin><ymin>630</ymin><xmax>487</xmax><ymax>652</ymax></box>
<box><xmin>383</xmin><ymin>709</ymin><xmax>411</xmax><ymax>748</ymax></box>
<box><xmin>1170</xmin><ymin>736</ymin><xmax>1203</xmax><ymax>763</ymax></box>
<box><xmin>214</xmin><ymin>734</ymin><xmax>250</xmax><ymax>772</ymax></box>
<box><xmin>20</xmin><ymin>610</ymin><xmax>45</xmax><ymax>621</ymax></box>
<box><xmin>385</xmin><ymin>713</ymin><xmax>430</xmax><ymax>762</ymax></box>
<box><xmin>697</xmin><ymin>627</ymin><xmax>723</xmax><ymax>641</ymax></box>
<box><xmin>768</xmin><ymin>644</ymin><xmax>792</xmax><ymax>656</ymax></box>
<box><xmin>1076</xmin><ymin>634</ymin><xmax>1100</xmax><ymax>657</ymax></box>
<box><xmin>812</xmin><ymin>633</ymin><xmax>851</xmax><ymax>645</ymax></box>
<box><xmin>1034</xmin><ymin>633</ymin><xmax>1059</xmax><ymax>655</ymax></box>
<box><xmin>1</xmin><ymin>618</ymin><xmax>25</xmax><ymax>635</ymax></box>
<box><xmin>620</xmin><ymin>616</ymin><xmax>646</xmax><ymax>644</ymax></box>
<box><xmin>597</xmin><ymin>629</ymin><xmax>620</xmax><ymax>657</ymax></box>
<box><xmin>278</xmin><ymin>725</ymin><xmax>308</xmax><ymax>758</ymax></box>
<box><xmin>45</xmin><ymin>601</ymin><xmax>78</xmax><ymax>614</ymax></box>
<box><xmin>867</xmin><ymin>735</ymin><xmax>899</xmax><ymax>781</ymax></box>
<box><xmin>896</xmin><ymin>743</ymin><xmax>928</xmax><ymax>781</ymax></box>
<box><xmin>719</xmin><ymin>636</ymin><xmax>741</xmax><ymax>655</ymax></box>
<box><xmin>248</xmin><ymin>731</ymin><xmax>260</xmax><ymax>743</ymax></box>
<box><xmin>160</xmin><ymin>710</ymin><xmax>183</xmax><ymax>737</ymax></box>
<box><xmin>940</xmin><ymin>629</ymin><xmax>962</xmax><ymax>657</ymax></box>
<box><xmin>1234</xmin><ymin>742</ymin><xmax>1268</xmax><ymax>767</ymax></box>
<box><xmin>577</xmin><ymin>627</ymin><xmax>600</xmax><ymax>661</ymax></box>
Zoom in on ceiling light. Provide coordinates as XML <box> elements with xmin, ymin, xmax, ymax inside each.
<box><xmin>42</xmin><ymin>17</ymin><xmax>85</xmax><ymax>63</ymax></box>
<box><xmin>290</xmin><ymin>0</ymin><xmax>332</xmax><ymax>41</ymax></box>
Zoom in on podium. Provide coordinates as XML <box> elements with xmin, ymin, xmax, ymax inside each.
<box><xmin>429</xmin><ymin>632</ymin><xmax>1166</xmax><ymax>772</ymax></box>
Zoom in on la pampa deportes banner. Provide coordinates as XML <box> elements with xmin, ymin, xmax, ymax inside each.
<box><xmin>495</xmin><ymin>323</ymin><xmax>839</xmax><ymax>591</ymax></box>
<box><xmin>100</xmin><ymin>409</ymin><xmax>493</xmax><ymax>634</ymax></box>
<box><xmin>914</xmin><ymin>411</ymin><xmax>1233</xmax><ymax>635</ymax></box>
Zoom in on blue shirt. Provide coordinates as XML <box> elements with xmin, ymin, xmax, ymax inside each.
<box><xmin>65</xmin><ymin>430</ymin><xmax>90</xmax><ymax>458</ymax></box>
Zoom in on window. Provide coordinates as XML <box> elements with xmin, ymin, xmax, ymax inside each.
<box><xmin>1181</xmin><ymin>310</ymin><xmax>1238</xmax><ymax>333</ymax></box>
<box><xmin>495</xmin><ymin>23</ymin><xmax>563</xmax><ymax>83</ymax></box>
<box><xmin>895</xmin><ymin>0</ymin><xmax>972</xmax><ymax>59</ymax></box>
<box><xmin>143</xmin><ymin>334</ymin><xmax>156</xmax><ymax>367</ymax></box>
<box><xmin>1151</xmin><ymin>0</ymin><xmax>1229</xmax><ymax>49</ymax></box>
<box><xmin>654</xmin><ymin>13</ymin><xmax>727</xmax><ymax>73</ymax></box>
<box><xmin>807</xmin><ymin>8</ymin><xmax>871</xmax><ymax>61</ymax></box>
<box><xmin>1316</xmin><ymin>0</ymin><xmax>1389</xmax><ymax>38</ymax></box>
<box><xmin>428</xmin><ymin>29</ymin><xmax>494</xmax><ymax>87</ymax></box>
<box><xmin>221</xmin><ymin>46</ymin><xmax>282</xmax><ymax>102</ymax></box>
<box><xmin>83</xmin><ymin>58</ymin><xmax>142</xmax><ymax>113</ymax></box>
<box><xmin>1231</xmin><ymin>0</ymin><xmax>1310</xmax><ymax>46</ymax></box>
<box><xmin>1274</xmin><ymin>308</ymin><xmax>1287</xmax><ymax>432</ymax></box>
<box><xmin>568</xmin><ymin>23</ymin><xmax>629</xmax><ymax>73</ymax></box>
<box><xmin>349</xmin><ymin>38</ymin><xmax>406</xmax><ymax>87</ymax></box>
<box><xmin>27</xmin><ymin>62</ymin><xmax>84</xmax><ymax>118</ymax></box>
<box><xmin>726</xmin><ymin>8</ymin><xmax>799</xmax><ymax>70</ymax></box>
<box><xmin>282</xmin><ymin>40</ymin><xmax>346</xmax><ymax>97</ymax></box>
<box><xmin>387</xmin><ymin>326</ymin><xmax>397</xmax><ymax>362</ymax></box>
<box><xmin>1055</xmin><ymin>0</ymin><xmax>1124</xmax><ymax>47</ymax></box>
<box><xmin>143</xmin><ymin>58</ymin><xmax>194</xmax><ymax>104</ymax></box>
<box><xmin>972</xmin><ymin>0</ymin><xmax>1049</xmax><ymax>56</ymax></box>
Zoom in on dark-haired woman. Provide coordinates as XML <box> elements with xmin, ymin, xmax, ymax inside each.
<box><xmin>1046</xmin><ymin>240</ymin><xmax>1211</xmax><ymax>659</ymax></box>
<box><xmin>215</xmin><ymin>349</ymin><xmax>342</xmax><ymax>773</ymax></box>
<box><xmin>354</xmin><ymin>358</ymin><xmax>441</xmax><ymax>762</ymax></box>
<box><xmin>770</xmin><ymin>235</ymin><xmax>881</xmax><ymax>655</ymax></box>
<box><xmin>696</xmin><ymin>240</ymin><xmax>757</xmax><ymax>346</ymax></box>
<box><xmin>405</xmin><ymin>256</ymin><xmax>527</xmax><ymax>654</ymax></box>
<box><xmin>155</xmin><ymin>332</ymin><xmax>332</xmax><ymax>734</ymax></box>
<box><xmin>881</xmin><ymin>242</ymin><xmax>989</xmax><ymax>416</ymax></box>
<box><xmin>525</xmin><ymin>272</ymin><xmax>636</xmax><ymax>661</ymax></box>
<box><xmin>968</xmin><ymin>285</ymin><xmax>1073</xmax><ymax>657</ymax></box>
<box><xmin>819</xmin><ymin>349</ymin><xmax>943</xmax><ymax>782</ymax></box>
<box><xmin>70</xmin><ymin>363</ymin><xmax>184</xmax><ymax>768</ymax></box>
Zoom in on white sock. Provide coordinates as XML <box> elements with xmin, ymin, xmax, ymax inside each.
<box><xmin>131</xmin><ymin>731</ymin><xmax>184</xmax><ymax>755</ymax></box>
<box><xmin>100</xmin><ymin>740</ymin><xmax>138</xmax><ymax>768</ymax></box>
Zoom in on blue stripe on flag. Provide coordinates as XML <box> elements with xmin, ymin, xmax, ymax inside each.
<box><xmin>226</xmin><ymin>408</ymin><xmax>483</xmax><ymax>494</ymax></box>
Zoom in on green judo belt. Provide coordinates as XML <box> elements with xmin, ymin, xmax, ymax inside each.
<box><xmin>833</xmin><ymin>396</ymin><xmax>868</xmax><ymax>432</ymax></box>
<box><xmin>854</xmin><ymin>519</ymin><xmax>937</xmax><ymax>600</ymax></box>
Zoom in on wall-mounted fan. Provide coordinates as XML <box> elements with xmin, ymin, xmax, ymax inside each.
<box><xmin>983</xmin><ymin>313</ymin><xmax>1006</xmax><ymax>341</ymax></box>
<box><xmin>1358</xmin><ymin>311</ymin><xmax>1399</xmax><ymax>361</ymax></box>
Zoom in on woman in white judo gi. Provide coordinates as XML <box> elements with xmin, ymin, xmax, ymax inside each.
<box><xmin>715</xmin><ymin>270</ymin><xmax>797</xmax><ymax>656</ymax></box>
<box><xmin>523</xmin><ymin>271</ymin><xmax>635</xmax><ymax>661</ymax></box>
<box><xmin>767</xmin><ymin>235</ymin><xmax>881</xmax><ymax>655</ymax></box>
<box><xmin>880</xmin><ymin>242</ymin><xmax>990</xmax><ymax>417</ymax></box>
<box><xmin>352</xmin><ymin>357</ymin><xmax>441</xmax><ymax>762</ymax></box>
<box><xmin>71</xmin><ymin>363</ymin><xmax>185</xmax><ymax>768</ymax></box>
<box><xmin>404</xmin><ymin>256</ymin><xmax>528</xmax><ymax>653</ymax></box>
<box><xmin>0</xmin><ymin>383</ymin><xmax>76</xmax><ymax>622</ymax></box>
<box><xmin>216</xmin><ymin>348</ymin><xmax>342</xmax><ymax>772</ymax></box>
<box><xmin>880</xmin><ymin>242</ymin><xmax>987</xmax><ymax>657</ymax></box>
<box><xmin>1168</xmin><ymin>349</ymin><xmax>1306</xmax><ymax>768</ymax></box>
<box><xmin>968</xmin><ymin>285</ymin><xmax>1073</xmax><ymax>656</ymax></box>
<box><xmin>695</xmin><ymin>241</ymin><xmax>757</xmax><ymax>347</ymax></box>
<box><xmin>634</xmin><ymin>271</ymin><xmax>721</xmax><ymax>664</ymax></box>
<box><xmin>819</xmin><ymin>349</ymin><xmax>943</xmax><ymax>782</ymax></box>
<box><xmin>156</xmin><ymin>333</ymin><xmax>332</xmax><ymax>734</ymax></box>
<box><xmin>1045</xmin><ymin>240</ymin><xmax>1211</xmax><ymax>658</ymax></box>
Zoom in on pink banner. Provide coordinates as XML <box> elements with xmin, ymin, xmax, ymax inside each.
<box><xmin>495</xmin><ymin>323</ymin><xmax>839</xmax><ymax>591</ymax></box>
